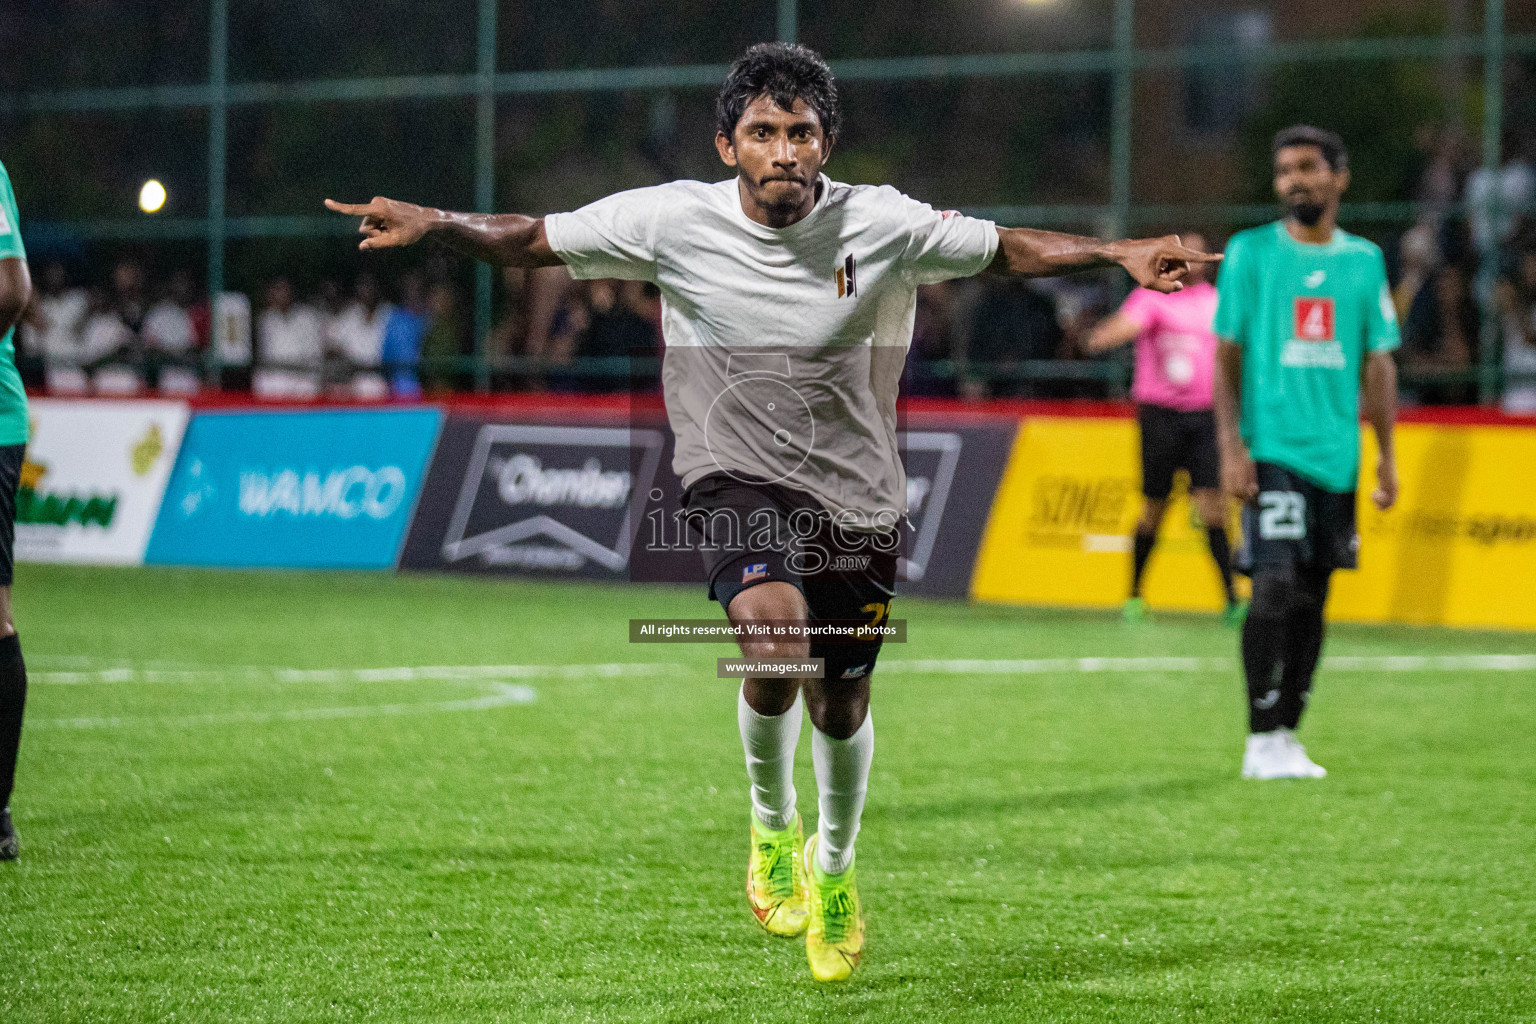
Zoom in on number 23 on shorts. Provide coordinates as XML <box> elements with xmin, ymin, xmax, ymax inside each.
<box><xmin>1258</xmin><ymin>490</ymin><xmax>1306</xmax><ymax>540</ymax></box>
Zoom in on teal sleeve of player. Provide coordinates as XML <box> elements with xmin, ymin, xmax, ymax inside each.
<box><xmin>0</xmin><ymin>163</ymin><xmax>25</xmax><ymax>263</ymax></box>
<box><xmin>1211</xmin><ymin>233</ymin><xmax>1248</xmax><ymax>344</ymax></box>
<box><xmin>1365</xmin><ymin>247</ymin><xmax>1401</xmax><ymax>353</ymax></box>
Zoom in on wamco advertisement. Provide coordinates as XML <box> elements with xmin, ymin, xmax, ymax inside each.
<box><xmin>146</xmin><ymin>408</ymin><xmax>442</xmax><ymax>569</ymax></box>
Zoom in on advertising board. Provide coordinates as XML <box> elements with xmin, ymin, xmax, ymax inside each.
<box><xmin>145</xmin><ymin>408</ymin><xmax>441</xmax><ymax>569</ymax></box>
<box><xmin>17</xmin><ymin>399</ymin><xmax>189</xmax><ymax>566</ymax></box>
<box><xmin>971</xmin><ymin>413</ymin><xmax>1536</xmax><ymax>630</ymax></box>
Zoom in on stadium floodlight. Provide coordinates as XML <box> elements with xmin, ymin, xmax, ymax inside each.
<box><xmin>138</xmin><ymin>179</ymin><xmax>167</xmax><ymax>214</ymax></box>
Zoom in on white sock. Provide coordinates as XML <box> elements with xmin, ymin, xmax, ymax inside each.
<box><xmin>738</xmin><ymin>686</ymin><xmax>802</xmax><ymax>831</ymax></box>
<box><xmin>812</xmin><ymin>712</ymin><xmax>873</xmax><ymax>876</ymax></box>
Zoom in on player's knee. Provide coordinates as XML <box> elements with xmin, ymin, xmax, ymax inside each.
<box><xmin>1293</xmin><ymin>566</ymin><xmax>1331</xmax><ymax>615</ymax></box>
<box><xmin>1248</xmin><ymin>567</ymin><xmax>1295</xmax><ymax>621</ymax></box>
<box><xmin>730</xmin><ymin>581</ymin><xmax>809</xmax><ymax>658</ymax></box>
<box><xmin>742</xmin><ymin>676</ymin><xmax>801</xmax><ymax>716</ymax></box>
<box><xmin>804</xmin><ymin>676</ymin><xmax>870</xmax><ymax>740</ymax></box>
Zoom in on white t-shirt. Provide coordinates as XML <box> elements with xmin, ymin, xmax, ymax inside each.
<box><xmin>545</xmin><ymin>175</ymin><xmax>997</xmax><ymax>525</ymax></box>
<box><xmin>142</xmin><ymin>300</ymin><xmax>196</xmax><ymax>353</ymax></box>
<box><xmin>326</xmin><ymin>300</ymin><xmax>395</xmax><ymax>367</ymax></box>
<box><xmin>24</xmin><ymin>288</ymin><xmax>89</xmax><ymax>361</ymax></box>
<box><xmin>257</xmin><ymin>305</ymin><xmax>324</xmax><ymax>369</ymax></box>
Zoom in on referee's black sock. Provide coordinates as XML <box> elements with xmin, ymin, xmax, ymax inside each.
<box><xmin>1205</xmin><ymin>526</ymin><xmax>1237</xmax><ymax>605</ymax></box>
<box><xmin>1277</xmin><ymin>567</ymin><xmax>1331</xmax><ymax>731</ymax></box>
<box><xmin>0</xmin><ymin>632</ymin><xmax>25</xmax><ymax>810</ymax></box>
<box><xmin>1242</xmin><ymin>571</ymin><xmax>1288</xmax><ymax>733</ymax></box>
<box><xmin>1130</xmin><ymin>529</ymin><xmax>1157</xmax><ymax>598</ymax></box>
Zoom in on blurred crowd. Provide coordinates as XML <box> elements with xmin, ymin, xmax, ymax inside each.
<box><xmin>16</xmin><ymin>135</ymin><xmax>1536</xmax><ymax>413</ymax></box>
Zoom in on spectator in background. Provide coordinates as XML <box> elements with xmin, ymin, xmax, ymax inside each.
<box><xmin>420</xmin><ymin>279</ymin><xmax>465</xmax><ymax>393</ymax></box>
<box><xmin>487</xmin><ymin>266</ymin><xmax>532</xmax><ymax>384</ymax></box>
<box><xmin>577</xmin><ymin>279</ymin><xmax>659</xmax><ymax>392</ymax></box>
<box><xmin>1391</xmin><ymin>223</ymin><xmax>1440</xmax><ymax>324</ymax></box>
<box><xmin>1496</xmin><ymin>246</ymin><xmax>1536</xmax><ymax>414</ymax></box>
<box><xmin>21</xmin><ymin>260</ymin><xmax>88</xmax><ymax>394</ymax></box>
<box><xmin>142</xmin><ymin>269</ymin><xmax>201</xmax><ymax>395</ymax></box>
<box><xmin>907</xmin><ymin>282</ymin><xmax>956</xmax><ymax>397</ymax></box>
<box><xmin>325</xmin><ymin>272</ymin><xmax>392</xmax><ymax>399</ymax></box>
<box><xmin>962</xmin><ymin>278</ymin><xmax>1064</xmax><ymax>399</ymax></box>
<box><xmin>381</xmin><ymin>270</ymin><xmax>428</xmax><ymax>399</ymax></box>
<box><xmin>254</xmin><ymin>277</ymin><xmax>323</xmax><ymax>400</ymax></box>
<box><xmin>1401</xmin><ymin>263</ymin><xmax>1479</xmax><ymax>406</ymax></box>
<box><xmin>82</xmin><ymin>263</ymin><xmax>149</xmax><ymax>395</ymax></box>
<box><xmin>1466</xmin><ymin>136</ymin><xmax>1535</xmax><ymax>254</ymax></box>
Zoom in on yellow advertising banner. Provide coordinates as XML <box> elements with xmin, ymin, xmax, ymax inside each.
<box><xmin>1332</xmin><ymin>423</ymin><xmax>1536</xmax><ymax>629</ymax></box>
<box><xmin>970</xmin><ymin>415</ymin><xmax>1536</xmax><ymax>631</ymax></box>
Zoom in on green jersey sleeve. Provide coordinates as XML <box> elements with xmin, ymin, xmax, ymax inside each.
<box><xmin>0</xmin><ymin>163</ymin><xmax>25</xmax><ymax>263</ymax></box>
<box><xmin>1211</xmin><ymin>231</ymin><xmax>1250</xmax><ymax>345</ymax></box>
<box><xmin>1364</xmin><ymin>246</ymin><xmax>1400</xmax><ymax>353</ymax></box>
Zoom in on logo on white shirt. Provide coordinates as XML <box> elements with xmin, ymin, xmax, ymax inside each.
<box><xmin>1304</xmin><ymin>270</ymin><xmax>1327</xmax><ymax>288</ymax></box>
<box><xmin>835</xmin><ymin>254</ymin><xmax>858</xmax><ymax>298</ymax></box>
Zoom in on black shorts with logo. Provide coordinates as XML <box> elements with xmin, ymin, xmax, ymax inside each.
<box><xmin>681</xmin><ymin>472</ymin><xmax>899</xmax><ymax>682</ymax></box>
<box><xmin>1137</xmin><ymin>403</ymin><xmax>1220</xmax><ymax>500</ymax></box>
<box><xmin>1236</xmin><ymin>461</ymin><xmax>1359</xmax><ymax>575</ymax></box>
<box><xmin>0</xmin><ymin>444</ymin><xmax>23</xmax><ymax>587</ymax></box>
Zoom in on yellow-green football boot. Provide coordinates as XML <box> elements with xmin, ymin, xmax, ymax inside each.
<box><xmin>803</xmin><ymin>832</ymin><xmax>864</xmax><ymax>982</ymax></box>
<box><xmin>746</xmin><ymin>811</ymin><xmax>808</xmax><ymax>937</ymax></box>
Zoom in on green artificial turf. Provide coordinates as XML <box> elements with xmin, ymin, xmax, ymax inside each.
<box><xmin>2</xmin><ymin>565</ymin><xmax>1532</xmax><ymax>1022</ymax></box>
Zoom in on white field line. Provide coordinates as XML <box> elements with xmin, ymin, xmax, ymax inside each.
<box><xmin>26</xmin><ymin>660</ymin><xmax>684</xmax><ymax>732</ymax></box>
<box><xmin>878</xmin><ymin>654</ymin><xmax>1536</xmax><ymax>674</ymax></box>
<box><xmin>32</xmin><ymin>662</ymin><xmax>686</xmax><ymax>685</ymax></box>
<box><xmin>28</xmin><ymin>654</ymin><xmax>1536</xmax><ymax>687</ymax></box>
<box><xmin>33</xmin><ymin>682</ymin><xmax>539</xmax><ymax>731</ymax></box>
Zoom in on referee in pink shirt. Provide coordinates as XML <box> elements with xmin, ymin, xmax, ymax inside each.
<box><xmin>1086</xmin><ymin>232</ymin><xmax>1244</xmax><ymax>625</ymax></box>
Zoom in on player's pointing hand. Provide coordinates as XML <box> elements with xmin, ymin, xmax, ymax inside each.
<box><xmin>1109</xmin><ymin>235</ymin><xmax>1223</xmax><ymax>294</ymax></box>
<box><xmin>324</xmin><ymin>196</ymin><xmax>438</xmax><ymax>251</ymax></box>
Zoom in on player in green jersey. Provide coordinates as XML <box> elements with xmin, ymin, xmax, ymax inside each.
<box><xmin>1212</xmin><ymin>126</ymin><xmax>1399</xmax><ymax>781</ymax></box>
<box><xmin>0</xmin><ymin>160</ymin><xmax>33</xmax><ymax>858</ymax></box>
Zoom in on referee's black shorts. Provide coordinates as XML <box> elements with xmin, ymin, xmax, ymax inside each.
<box><xmin>1137</xmin><ymin>403</ymin><xmax>1220</xmax><ymax>500</ymax></box>
<box><xmin>0</xmin><ymin>444</ymin><xmax>24</xmax><ymax>587</ymax></box>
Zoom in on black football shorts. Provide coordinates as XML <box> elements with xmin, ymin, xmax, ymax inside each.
<box><xmin>0</xmin><ymin>444</ymin><xmax>23</xmax><ymax>587</ymax></box>
<box><xmin>681</xmin><ymin>472</ymin><xmax>899</xmax><ymax>681</ymax></box>
<box><xmin>1137</xmin><ymin>403</ymin><xmax>1220</xmax><ymax>500</ymax></box>
<box><xmin>1236</xmin><ymin>460</ymin><xmax>1359</xmax><ymax>575</ymax></box>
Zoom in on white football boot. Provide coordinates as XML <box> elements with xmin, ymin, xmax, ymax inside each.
<box><xmin>1243</xmin><ymin>729</ymin><xmax>1326</xmax><ymax>779</ymax></box>
<box><xmin>1276</xmin><ymin>728</ymin><xmax>1327</xmax><ymax>778</ymax></box>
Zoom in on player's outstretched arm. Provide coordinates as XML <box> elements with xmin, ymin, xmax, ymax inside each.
<box><xmin>1363</xmin><ymin>350</ymin><xmax>1399</xmax><ymax>511</ymax></box>
<box><xmin>323</xmin><ymin>197</ymin><xmax>564</xmax><ymax>269</ymax></box>
<box><xmin>990</xmin><ymin>228</ymin><xmax>1220</xmax><ymax>294</ymax></box>
<box><xmin>1213</xmin><ymin>340</ymin><xmax>1257</xmax><ymax>503</ymax></box>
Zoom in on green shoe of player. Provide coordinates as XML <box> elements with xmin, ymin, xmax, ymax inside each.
<box><xmin>1122</xmin><ymin>597</ymin><xmax>1148</xmax><ymax>624</ymax></box>
<box><xmin>746</xmin><ymin>811</ymin><xmax>808</xmax><ymax>937</ymax></box>
<box><xmin>1224</xmin><ymin>599</ymin><xmax>1250</xmax><ymax>628</ymax></box>
<box><xmin>803</xmin><ymin>833</ymin><xmax>864</xmax><ymax>982</ymax></box>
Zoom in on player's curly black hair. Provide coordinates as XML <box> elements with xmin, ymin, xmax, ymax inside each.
<box><xmin>1272</xmin><ymin>125</ymin><xmax>1348</xmax><ymax>171</ymax></box>
<box><xmin>716</xmin><ymin>42</ymin><xmax>842</xmax><ymax>141</ymax></box>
